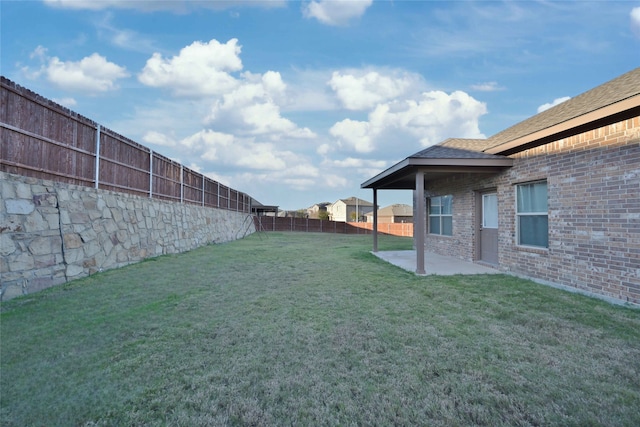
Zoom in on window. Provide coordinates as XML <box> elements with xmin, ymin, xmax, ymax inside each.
<box><xmin>429</xmin><ymin>195</ymin><xmax>452</xmax><ymax>236</ymax></box>
<box><xmin>516</xmin><ymin>181</ymin><xmax>548</xmax><ymax>248</ymax></box>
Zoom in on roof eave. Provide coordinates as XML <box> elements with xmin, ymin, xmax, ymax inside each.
<box><xmin>361</xmin><ymin>157</ymin><xmax>513</xmax><ymax>189</ymax></box>
<box><xmin>485</xmin><ymin>94</ymin><xmax>640</xmax><ymax>155</ymax></box>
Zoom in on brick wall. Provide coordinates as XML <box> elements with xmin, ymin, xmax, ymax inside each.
<box><xmin>421</xmin><ymin>117</ymin><xmax>640</xmax><ymax>304</ymax></box>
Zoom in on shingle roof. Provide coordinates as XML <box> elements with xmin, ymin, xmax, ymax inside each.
<box><xmin>337</xmin><ymin>196</ymin><xmax>373</xmax><ymax>206</ymax></box>
<box><xmin>485</xmin><ymin>67</ymin><xmax>640</xmax><ymax>150</ymax></box>
<box><xmin>439</xmin><ymin>138</ymin><xmax>497</xmax><ymax>151</ymax></box>
<box><xmin>409</xmin><ymin>144</ymin><xmax>503</xmax><ymax>160</ymax></box>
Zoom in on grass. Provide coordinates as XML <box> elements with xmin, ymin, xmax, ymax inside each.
<box><xmin>1</xmin><ymin>232</ymin><xmax>639</xmax><ymax>426</ymax></box>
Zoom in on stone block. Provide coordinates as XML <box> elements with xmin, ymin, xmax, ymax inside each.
<box><xmin>2</xmin><ymin>283</ymin><xmax>25</xmax><ymax>301</ymax></box>
<box><xmin>24</xmin><ymin>211</ymin><xmax>49</xmax><ymax>232</ymax></box>
<box><xmin>9</xmin><ymin>252</ymin><xmax>34</xmax><ymax>272</ymax></box>
<box><xmin>0</xmin><ymin>234</ymin><xmax>17</xmax><ymax>256</ymax></box>
<box><xmin>84</xmin><ymin>240</ymin><xmax>101</xmax><ymax>257</ymax></box>
<box><xmin>65</xmin><ymin>248</ymin><xmax>84</xmax><ymax>263</ymax></box>
<box><xmin>44</xmin><ymin>213</ymin><xmax>60</xmax><ymax>229</ymax></box>
<box><xmin>28</xmin><ymin>277</ymin><xmax>62</xmax><ymax>293</ymax></box>
<box><xmin>70</xmin><ymin>212</ymin><xmax>90</xmax><ymax>224</ymax></box>
<box><xmin>57</xmin><ymin>189</ymin><xmax>71</xmax><ymax>202</ymax></box>
<box><xmin>15</xmin><ymin>183</ymin><xmax>31</xmax><ymax>199</ymax></box>
<box><xmin>34</xmin><ymin>254</ymin><xmax>59</xmax><ymax>268</ymax></box>
<box><xmin>66</xmin><ymin>264</ymin><xmax>84</xmax><ymax>278</ymax></box>
<box><xmin>104</xmin><ymin>220</ymin><xmax>119</xmax><ymax>234</ymax></box>
<box><xmin>63</xmin><ymin>233</ymin><xmax>83</xmax><ymax>249</ymax></box>
<box><xmin>88</xmin><ymin>210</ymin><xmax>102</xmax><ymax>221</ymax></box>
<box><xmin>6</xmin><ymin>199</ymin><xmax>35</xmax><ymax>215</ymax></box>
<box><xmin>105</xmin><ymin>195</ymin><xmax>117</xmax><ymax>208</ymax></box>
<box><xmin>80</xmin><ymin>228</ymin><xmax>97</xmax><ymax>243</ymax></box>
<box><xmin>116</xmin><ymin>229</ymin><xmax>129</xmax><ymax>243</ymax></box>
<box><xmin>29</xmin><ymin>236</ymin><xmax>62</xmax><ymax>256</ymax></box>
<box><xmin>1</xmin><ymin>180</ymin><xmax>17</xmax><ymax>199</ymax></box>
<box><xmin>111</xmin><ymin>208</ymin><xmax>123</xmax><ymax>223</ymax></box>
<box><xmin>116</xmin><ymin>250</ymin><xmax>128</xmax><ymax>263</ymax></box>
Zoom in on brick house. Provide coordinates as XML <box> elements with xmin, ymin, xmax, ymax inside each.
<box><xmin>362</xmin><ymin>68</ymin><xmax>640</xmax><ymax>305</ymax></box>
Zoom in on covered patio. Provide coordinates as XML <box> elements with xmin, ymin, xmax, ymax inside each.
<box><xmin>361</xmin><ymin>140</ymin><xmax>513</xmax><ymax>274</ymax></box>
<box><xmin>372</xmin><ymin>249</ymin><xmax>500</xmax><ymax>275</ymax></box>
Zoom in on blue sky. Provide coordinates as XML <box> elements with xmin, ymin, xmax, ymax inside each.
<box><xmin>2</xmin><ymin>1</ymin><xmax>640</xmax><ymax>210</ymax></box>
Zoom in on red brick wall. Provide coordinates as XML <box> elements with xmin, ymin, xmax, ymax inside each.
<box><xmin>421</xmin><ymin>117</ymin><xmax>640</xmax><ymax>304</ymax></box>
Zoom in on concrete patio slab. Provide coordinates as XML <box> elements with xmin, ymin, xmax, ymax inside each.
<box><xmin>372</xmin><ymin>250</ymin><xmax>500</xmax><ymax>275</ymax></box>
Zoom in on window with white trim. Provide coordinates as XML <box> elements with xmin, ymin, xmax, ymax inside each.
<box><xmin>516</xmin><ymin>181</ymin><xmax>548</xmax><ymax>248</ymax></box>
<box><xmin>428</xmin><ymin>195</ymin><xmax>452</xmax><ymax>236</ymax></box>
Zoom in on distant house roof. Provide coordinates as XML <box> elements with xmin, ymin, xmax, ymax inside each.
<box><xmin>334</xmin><ymin>196</ymin><xmax>373</xmax><ymax>207</ymax></box>
<box><xmin>366</xmin><ymin>204</ymin><xmax>413</xmax><ymax>217</ymax></box>
<box><xmin>251</xmin><ymin>198</ymin><xmax>278</xmax><ymax>214</ymax></box>
<box><xmin>362</xmin><ymin>67</ymin><xmax>640</xmax><ymax>191</ymax></box>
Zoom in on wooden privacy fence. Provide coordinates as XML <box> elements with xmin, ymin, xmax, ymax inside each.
<box><xmin>255</xmin><ymin>216</ymin><xmax>413</xmax><ymax>237</ymax></box>
<box><xmin>0</xmin><ymin>77</ymin><xmax>251</xmax><ymax>213</ymax></box>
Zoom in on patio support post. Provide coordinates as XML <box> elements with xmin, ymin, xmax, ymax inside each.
<box><xmin>372</xmin><ymin>188</ymin><xmax>378</xmax><ymax>252</ymax></box>
<box><xmin>415</xmin><ymin>171</ymin><xmax>426</xmax><ymax>274</ymax></box>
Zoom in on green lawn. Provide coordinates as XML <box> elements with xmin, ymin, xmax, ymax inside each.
<box><xmin>2</xmin><ymin>232</ymin><xmax>639</xmax><ymax>426</ymax></box>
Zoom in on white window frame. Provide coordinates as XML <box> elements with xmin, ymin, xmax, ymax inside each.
<box><xmin>428</xmin><ymin>195</ymin><xmax>453</xmax><ymax>236</ymax></box>
<box><xmin>516</xmin><ymin>180</ymin><xmax>548</xmax><ymax>248</ymax></box>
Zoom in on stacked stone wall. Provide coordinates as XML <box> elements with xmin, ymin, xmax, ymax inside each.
<box><xmin>1</xmin><ymin>171</ymin><xmax>255</xmax><ymax>301</ymax></box>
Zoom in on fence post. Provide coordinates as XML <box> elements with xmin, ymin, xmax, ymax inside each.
<box><xmin>94</xmin><ymin>124</ymin><xmax>101</xmax><ymax>189</ymax></box>
<box><xmin>227</xmin><ymin>187</ymin><xmax>230</xmax><ymax>210</ymax></box>
<box><xmin>180</xmin><ymin>165</ymin><xmax>184</xmax><ymax>203</ymax></box>
<box><xmin>202</xmin><ymin>174</ymin><xmax>205</xmax><ymax>207</ymax></box>
<box><xmin>217</xmin><ymin>182</ymin><xmax>220</xmax><ymax>208</ymax></box>
<box><xmin>149</xmin><ymin>149</ymin><xmax>153</xmax><ymax>198</ymax></box>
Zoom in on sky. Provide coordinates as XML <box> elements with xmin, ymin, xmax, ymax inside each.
<box><xmin>2</xmin><ymin>1</ymin><xmax>640</xmax><ymax>210</ymax></box>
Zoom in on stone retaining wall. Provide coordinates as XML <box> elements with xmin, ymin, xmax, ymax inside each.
<box><xmin>1</xmin><ymin>172</ymin><xmax>255</xmax><ymax>301</ymax></box>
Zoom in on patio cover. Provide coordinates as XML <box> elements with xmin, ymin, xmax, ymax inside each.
<box><xmin>361</xmin><ymin>142</ymin><xmax>513</xmax><ymax>274</ymax></box>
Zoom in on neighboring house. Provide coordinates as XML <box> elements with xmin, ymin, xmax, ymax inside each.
<box><xmin>327</xmin><ymin>197</ymin><xmax>374</xmax><ymax>222</ymax></box>
<box><xmin>365</xmin><ymin>204</ymin><xmax>413</xmax><ymax>223</ymax></box>
<box><xmin>307</xmin><ymin>202</ymin><xmax>330</xmax><ymax>219</ymax></box>
<box><xmin>362</xmin><ymin>68</ymin><xmax>640</xmax><ymax>305</ymax></box>
<box><xmin>251</xmin><ymin>198</ymin><xmax>279</xmax><ymax>216</ymax></box>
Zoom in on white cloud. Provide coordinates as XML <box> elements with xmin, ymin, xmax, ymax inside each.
<box><xmin>330</xmin><ymin>157</ymin><xmax>387</xmax><ymax>169</ymax></box>
<box><xmin>317</xmin><ymin>143</ymin><xmax>332</xmax><ymax>155</ymax></box>
<box><xmin>138</xmin><ymin>39</ymin><xmax>243</xmax><ymax>97</ymax></box>
<box><xmin>303</xmin><ymin>0</ymin><xmax>373</xmax><ymax>26</ymax></box>
<box><xmin>537</xmin><ymin>96</ymin><xmax>571</xmax><ymax>113</ymax></box>
<box><xmin>142</xmin><ymin>130</ymin><xmax>177</xmax><ymax>148</ymax></box>
<box><xmin>330</xmin><ymin>90</ymin><xmax>487</xmax><ymax>153</ymax></box>
<box><xmin>470</xmin><ymin>81</ymin><xmax>505</xmax><ymax>92</ymax></box>
<box><xmin>330</xmin><ymin>119</ymin><xmax>374</xmax><ymax>153</ymax></box>
<box><xmin>328</xmin><ymin>70</ymin><xmax>421</xmax><ymax>110</ymax></box>
<box><xmin>179</xmin><ymin>129</ymin><xmax>315</xmax><ymax>171</ymax></box>
<box><xmin>23</xmin><ymin>47</ymin><xmax>129</xmax><ymax>93</ymax></box>
<box><xmin>44</xmin><ymin>0</ymin><xmax>285</xmax><ymax>12</ymax></box>
<box><xmin>95</xmin><ymin>13</ymin><xmax>158</xmax><ymax>53</ymax></box>
<box><xmin>631</xmin><ymin>7</ymin><xmax>640</xmax><ymax>37</ymax></box>
<box><xmin>52</xmin><ymin>97</ymin><xmax>77</xmax><ymax>107</ymax></box>
<box><xmin>206</xmin><ymin>70</ymin><xmax>316</xmax><ymax>139</ymax></box>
